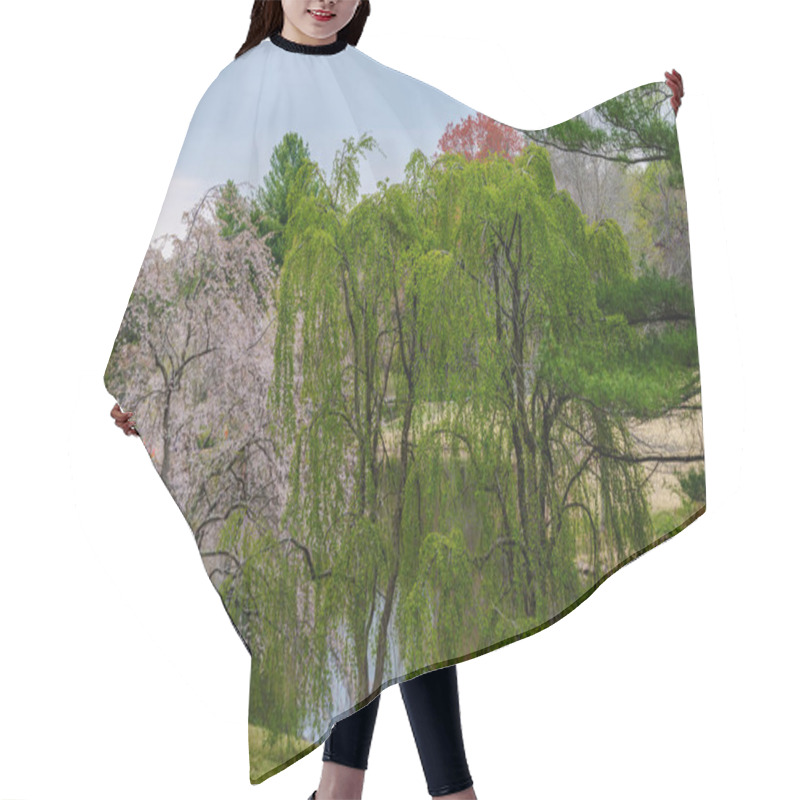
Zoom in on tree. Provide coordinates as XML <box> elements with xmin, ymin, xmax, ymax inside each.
<box><xmin>252</xmin><ymin>132</ymin><xmax>321</xmax><ymax>275</ymax></box>
<box><xmin>523</xmin><ymin>82</ymin><xmax>684</xmax><ymax>187</ymax></box>
<box><xmin>107</xmin><ymin>105</ymin><xmax>704</xmax><ymax>766</ymax></box>
<box><xmin>104</xmin><ymin>181</ymin><xmax>285</xmax><ymax>659</ymax></box>
<box><xmin>437</xmin><ymin>111</ymin><xmax>527</xmax><ymax>162</ymax></box>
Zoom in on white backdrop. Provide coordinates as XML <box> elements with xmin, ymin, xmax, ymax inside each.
<box><xmin>1</xmin><ymin>1</ymin><xmax>795</xmax><ymax>798</ymax></box>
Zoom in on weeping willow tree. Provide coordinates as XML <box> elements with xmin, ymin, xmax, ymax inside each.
<box><xmin>248</xmin><ymin>125</ymin><xmax>702</xmax><ymax>724</ymax></box>
<box><xmin>394</xmin><ymin>142</ymin><xmax>680</xmax><ymax>641</ymax></box>
<box><xmin>208</xmin><ymin>113</ymin><xmax>704</xmax><ymax>761</ymax></box>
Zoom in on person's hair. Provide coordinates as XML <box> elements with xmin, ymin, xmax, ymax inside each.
<box><xmin>235</xmin><ymin>1</ymin><xmax>371</xmax><ymax>59</ymax></box>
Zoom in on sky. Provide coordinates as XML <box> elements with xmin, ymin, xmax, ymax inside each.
<box><xmin>149</xmin><ymin>36</ymin><xmax>479</xmax><ymax>255</ymax></box>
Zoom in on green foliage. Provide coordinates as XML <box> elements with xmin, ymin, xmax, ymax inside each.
<box><xmin>268</xmin><ymin>128</ymin><xmax>700</xmax><ymax>663</ymax></box>
<box><xmin>252</xmin><ymin>132</ymin><xmax>319</xmax><ymax>274</ymax></box>
<box><xmin>522</xmin><ymin>81</ymin><xmax>684</xmax><ymax>188</ymax></box>
<box><xmin>540</xmin><ymin>312</ymin><xmax>699</xmax><ymax>419</ymax></box>
<box><xmin>129</xmin><ymin>115</ymin><xmax>704</xmax><ymax>741</ymax></box>
<box><xmin>587</xmin><ymin>218</ymin><xmax>634</xmax><ymax>283</ymax></box>
<box><xmin>216</xmin><ymin>179</ymin><xmax>250</xmax><ymax>238</ymax></box>
<box><xmin>595</xmin><ymin>266</ymin><xmax>696</xmax><ymax>325</ymax></box>
<box><xmin>678</xmin><ymin>467</ymin><xmax>706</xmax><ymax>505</ymax></box>
<box><xmin>397</xmin><ymin>527</ymin><xmax>476</xmax><ymax>665</ymax></box>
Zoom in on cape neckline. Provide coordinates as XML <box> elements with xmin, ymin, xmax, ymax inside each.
<box><xmin>269</xmin><ymin>31</ymin><xmax>349</xmax><ymax>56</ymax></box>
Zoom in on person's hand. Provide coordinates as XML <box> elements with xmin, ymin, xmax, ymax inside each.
<box><xmin>111</xmin><ymin>402</ymin><xmax>139</xmax><ymax>436</ymax></box>
<box><xmin>665</xmin><ymin>68</ymin><xmax>684</xmax><ymax>116</ymax></box>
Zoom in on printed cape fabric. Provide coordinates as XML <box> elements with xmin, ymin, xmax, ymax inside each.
<box><xmin>104</xmin><ymin>31</ymin><xmax>706</xmax><ymax>785</ymax></box>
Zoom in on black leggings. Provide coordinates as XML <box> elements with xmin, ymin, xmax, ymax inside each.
<box><xmin>323</xmin><ymin>664</ymin><xmax>474</xmax><ymax>797</ymax></box>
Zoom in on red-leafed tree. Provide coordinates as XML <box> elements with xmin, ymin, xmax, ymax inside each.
<box><xmin>436</xmin><ymin>112</ymin><xmax>526</xmax><ymax>161</ymax></box>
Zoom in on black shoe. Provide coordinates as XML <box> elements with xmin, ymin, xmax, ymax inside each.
<box><xmin>307</xmin><ymin>792</ymin><xmax>317</xmax><ymax>800</ymax></box>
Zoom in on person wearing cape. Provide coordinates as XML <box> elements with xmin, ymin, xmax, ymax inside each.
<box><xmin>105</xmin><ymin>0</ymin><xmax>702</xmax><ymax>792</ymax></box>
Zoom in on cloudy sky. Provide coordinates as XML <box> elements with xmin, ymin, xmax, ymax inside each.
<box><xmin>149</xmin><ymin>37</ymin><xmax>479</xmax><ymax>250</ymax></box>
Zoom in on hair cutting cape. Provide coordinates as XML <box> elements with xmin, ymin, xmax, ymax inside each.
<box><xmin>104</xmin><ymin>31</ymin><xmax>706</xmax><ymax>785</ymax></box>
